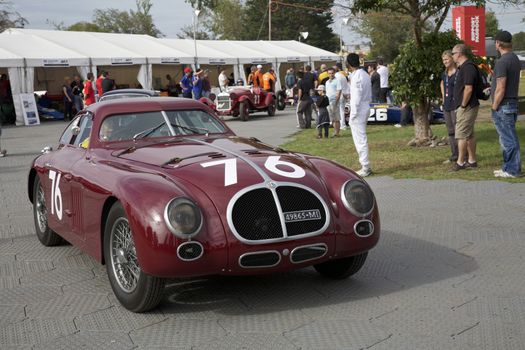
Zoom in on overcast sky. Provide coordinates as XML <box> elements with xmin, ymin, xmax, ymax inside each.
<box><xmin>10</xmin><ymin>0</ymin><xmax>525</xmax><ymax>45</ymax></box>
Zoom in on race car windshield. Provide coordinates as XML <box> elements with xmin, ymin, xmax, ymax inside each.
<box><xmin>99</xmin><ymin>110</ymin><xmax>225</xmax><ymax>142</ymax></box>
<box><xmin>165</xmin><ymin>110</ymin><xmax>225</xmax><ymax>135</ymax></box>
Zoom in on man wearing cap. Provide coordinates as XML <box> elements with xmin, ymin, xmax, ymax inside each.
<box><xmin>347</xmin><ymin>53</ymin><xmax>372</xmax><ymax>177</ymax></box>
<box><xmin>180</xmin><ymin>67</ymin><xmax>193</xmax><ymax>99</ymax></box>
<box><xmin>451</xmin><ymin>43</ymin><xmax>479</xmax><ymax>172</ymax></box>
<box><xmin>253</xmin><ymin>65</ymin><xmax>264</xmax><ymax>88</ymax></box>
<box><xmin>491</xmin><ymin>30</ymin><xmax>522</xmax><ymax>178</ymax></box>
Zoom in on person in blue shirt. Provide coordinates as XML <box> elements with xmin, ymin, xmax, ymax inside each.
<box><xmin>180</xmin><ymin>67</ymin><xmax>193</xmax><ymax>99</ymax></box>
<box><xmin>192</xmin><ymin>69</ymin><xmax>204</xmax><ymax>100</ymax></box>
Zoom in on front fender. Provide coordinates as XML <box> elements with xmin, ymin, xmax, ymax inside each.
<box><xmin>114</xmin><ymin>173</ymin><xmax>228</xmax><ymax>277</ymax></box>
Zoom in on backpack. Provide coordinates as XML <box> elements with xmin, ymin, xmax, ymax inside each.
<box><xmin>468</xmin><ymin>62</ymin><xmax>490</xmax><ymax>101</ymax></box>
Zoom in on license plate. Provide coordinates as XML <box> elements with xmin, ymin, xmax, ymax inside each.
<box><xmin>284</xmin><ymin>209</ymin><xmax>321</xmax><ymax>222</ymax></box>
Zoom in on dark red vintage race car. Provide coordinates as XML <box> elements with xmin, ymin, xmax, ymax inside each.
<box><xmin>214</xmin><ymin>86</ymin><xmax>277</xmax><ymax>121</ymax></box>
<box><xmin>28</xmin><ymin>97</ymin><xmax>380</xmax><ymax>312</ymax></box>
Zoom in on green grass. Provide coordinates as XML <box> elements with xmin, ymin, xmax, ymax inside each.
<box><xmin>281</xmin><ymin>120</ymin><xmax>525</xmax><ymax>182</ymax></box>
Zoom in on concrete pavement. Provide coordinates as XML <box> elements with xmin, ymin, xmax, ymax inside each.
<box><xmin>0</xmin><ymin>108</ymin><xmax>524</xmax><ymax>349</ymax></box>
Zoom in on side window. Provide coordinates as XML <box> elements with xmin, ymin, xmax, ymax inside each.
<box><xmin>58</xmin><ymin>117</ymin><xmax>80</xmax><ymax>146</ymax></box>
<box><xmin>73</xmin><ymin>114</ymin><xmax>93</xmax><ymax>148</ymax></box>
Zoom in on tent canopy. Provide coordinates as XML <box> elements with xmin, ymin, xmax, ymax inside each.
<box><xmin>0</xmin><ymin>29</ymin><xmax>339</xmax><ymax>69</ymax></box>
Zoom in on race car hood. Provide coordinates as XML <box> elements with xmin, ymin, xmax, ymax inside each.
<box><xmin>116</xmin><ymin>136</ymin><xmax>329</xmax><ymax>202</ymax></box>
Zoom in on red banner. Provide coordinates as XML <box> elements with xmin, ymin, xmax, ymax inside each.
<box><xmin>452</xmin><ymin>6</ymin><xmax>486</xmax><ymax>56</ymax></box>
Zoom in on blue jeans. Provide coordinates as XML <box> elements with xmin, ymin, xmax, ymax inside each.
<box><xmin>492</xmin><ymin>101</ymin><xmax>521</xmax><ymax>176</ymax></box>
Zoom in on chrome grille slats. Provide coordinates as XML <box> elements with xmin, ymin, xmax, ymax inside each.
<box><xmin>231</xmin><ymin>188</ymin><xmax>283</xmax><ymax>240</ymax></box>
<box><xmin>227</xmin><ymin>182</ymin><xmax>330</xmax><ymax>244</ymax></box>
<box><xmin>276</xmin><ymin>186</ymin><xmax>327</xmax><ymax>236</ymax></box>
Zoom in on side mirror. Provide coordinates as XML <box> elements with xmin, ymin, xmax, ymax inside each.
<box><xmin>41</xmin><ymin>146</ymin><xmax>53</xmax><ymax>154</ymax></box>
<box><xmin>71</xmin><ymin>126</ymin><xmax>81</xmax><ymax>135</ymax></box>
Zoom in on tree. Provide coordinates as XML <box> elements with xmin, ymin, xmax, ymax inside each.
<box><xmin>391</xmin><ymin>31</ymin><xmax>461</xmax><ymax>145</ymax></box>
<box><xmin>187</xmin><ymin>0</ymin><xmax>339</xmax><ymax>51</ymax></box>
<box><xmin>52</xmin><ymin>21</ymin><xmax>103</xmax><ymax>32</ymax></box>
<box><xmin>513</xmin><ymin>31</ymin><xmax>525</xmax><ymax>51</ymax></box>
<box><xmin>204</xmin><ymin>0</ymin><xmax>245</xmax><ymax>39</ymax></box>
<box><xmin>93</xmin><ymin>0</ymin><xmax>162</xmax><ymax>37</ymax></box>
<box><xmin>347</xmin><ymin>0</ymin><xmax>483</xmax><ymax>143</ymax></box>
<box><xmin>176</xmin><ymin>24</ymin><xmax>211</xmax><ymax>39</ymax></box>
<box><xmin>0</xmin><ymin>0</ymin><xmax>27</xmax><ymax>31</ymax></box>
<box><xmin>53</xmin><ymin>0</ymin><xmax>162</xmax><ymax>36</ymax></box>
<box><xmin>352</xmin><ymin>11</ymin><xmax>414</xmax><ymax>63</ymax></box>
<box><xmin>485</xmin><ymin>11</ymin><xmax>499</xmax><ymax>38</ymax></box>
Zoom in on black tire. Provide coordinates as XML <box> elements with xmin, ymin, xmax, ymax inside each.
<box><xmin>239</xmin><ymin>101</ymin><xmax>249</xmax><ymax>121</ymax></box>
<box><xmin>276</xmin><ymin>90</ymin><xmax>286</xmax><ymax>111</ymax></box>
<box><xmin>267</xmin><ymin>97</ymin><xmax>276</xmax><ymax>116</ymax></box>
<box><xmin>314</xmin><ymin>252</ymin><xmax>368</xmax><ymax>279</ymax></box>
<box><xmin>33</xmin><ymin>175</ymin><xmax>63</xmax><ymax>246</ymax></box>
<box><xmin>104</xmin><ymin>202</ymin><xmax>165</xmax><ymax>312</ymax></box>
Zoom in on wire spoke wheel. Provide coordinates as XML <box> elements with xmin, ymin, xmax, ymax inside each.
<box><xmin>104</xmin><ymin>202</ymin><xmax>166</xmax><ymax>312</ymax></box>
<box><xmin>36</xmin><ymin>186</ymin><xmax>48</xmax><ymax>233</ymax></box>
<box><xmin>110</xmin><ymin>217</ymin><xmax>140</xmax><ymax>293</ymax></box>
<box><xmin>32</xmin><ymin>175</ymin><xmax>63</xmax><ymax>246</ymax></box>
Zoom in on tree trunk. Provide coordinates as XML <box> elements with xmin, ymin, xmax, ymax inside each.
<box><xmin>409</xmin><ymin>100</ymin><xmax>433</xmax><ymax>146</ymax></box>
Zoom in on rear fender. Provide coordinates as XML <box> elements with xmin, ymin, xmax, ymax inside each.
<box><xmin>264</xmin><ymin>93</ymin><xmax>274</xmax><ymax>107</ymax></box>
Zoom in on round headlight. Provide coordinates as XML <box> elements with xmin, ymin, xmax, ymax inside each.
<box><xmin>164</xmin><ymin>197</ymin><xmax>202</xmax><ymax>238</ymax></box>
<box><xmin>341</xmin><ymin>180</ymin><xmax>374</xmax><ymax>217</ymax></box>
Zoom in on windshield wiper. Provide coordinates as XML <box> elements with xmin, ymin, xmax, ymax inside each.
<box><xmin>170</xmin><ymin>123</ymin><xmax>209</xmax><ymax>136</ymax></box>
<box><xmin>132</xmin><ymin>121</ymin><xmax>167</xmax><ymax>141</ymax></box>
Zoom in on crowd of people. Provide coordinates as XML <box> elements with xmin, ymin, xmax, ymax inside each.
<box><xmin>1</xmin><ymin>31</ymin><xmax>522</xmax><ymax>179</ymax></box>
<box><xmin>443</xmin><ymin>30</ymin><xmax>522</xmax><ymax>178</ymax></box>
<box><xmin>283</xmin><ymin>29</ymin><xmax>521</xmax><ymax>178</ymax></box>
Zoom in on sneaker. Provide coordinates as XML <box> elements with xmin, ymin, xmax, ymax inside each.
<box><xmin>494</xmin><ymin>170</ymin><xmax>516</xmax><ymax>178</ymax></box>
<box><xmin>450</xmin><ymin>162</ymin><xmax>466</xmax><ymax>171</ymax></box>
<box><xmin>465</xmin><ymin>161</ymin><xmax>477</xmax><ymax>168</ymax></box>
<box><xmin>442</xmin><ymin>159</ymin><xmax>451</xmax><ymax>164</ymax></box>
<box><xmin>394</xmin><ymin>124</ymin><xmax>402</xmax><ymax>128</ymax></box>
<box><xmin>330</xmin><ymin>134</ymin><xmax>339</xmax><ymax>138</ymax></box>
<box><xmin>356</xmin><ymin>167</ymin><xmax>372</xmax><ymax>177</ymax></box>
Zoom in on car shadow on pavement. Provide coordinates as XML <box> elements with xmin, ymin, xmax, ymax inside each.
<box><xmin>159</xmin><ymin>230</ymin><xmax>478</xmax><ymax>315</ymax></box>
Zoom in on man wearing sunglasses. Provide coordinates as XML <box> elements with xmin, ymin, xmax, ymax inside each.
<box><xmin>450</xmin><ymin>44</ymin><xmax>479</xmax><ymax>171</ymax></box>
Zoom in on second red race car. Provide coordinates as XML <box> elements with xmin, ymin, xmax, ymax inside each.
<box><xmin>214</xmin><ymin>86</ymin><xmax>277</xmax><ymax>121</ymax></box>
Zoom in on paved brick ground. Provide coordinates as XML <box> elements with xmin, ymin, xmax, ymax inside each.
<box><xmin>0</xmin><ymin>111</ymin><xmax>524</xmax><ymax>349</ymax></box>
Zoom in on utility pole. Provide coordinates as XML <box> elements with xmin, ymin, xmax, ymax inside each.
<box><xmin>268</xmin><ymin>0</ymin><xmax>271</xmax><ymax>41</ymax></box>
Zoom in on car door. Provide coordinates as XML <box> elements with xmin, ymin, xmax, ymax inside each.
<box><xmin>66</xmin><ymin>113</ymin><xmax>94</xmax><ymax>243</ymax></box>
<box><xmin>44</xmin><ymin>114</ymin><xmax>91</xmax><ymax>245</ymax></box>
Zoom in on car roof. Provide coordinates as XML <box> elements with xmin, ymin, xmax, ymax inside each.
<box><xmin>101</xmin><ymin>88</ymin><xmax>158</xmax><ymax>97</ymax></box>
<box><xmin>87</xmin><ymin>97</ymin><xmax>210</xmax><ymax>117</ymax></box>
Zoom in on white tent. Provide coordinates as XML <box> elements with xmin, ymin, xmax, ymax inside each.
<box><xmin>3</xmin><ymin>29</ymin><xmax>199</xmax><ymax>90</ymax></box>
<box><xmin>0</xmin><ymin>32</ymin><xmax>91</xmax><ymax>125</ymax></box>
<box><xmin>0</xmin><ymin>28</ymin><xmax>339</xmax><ymax>125</ymax></box>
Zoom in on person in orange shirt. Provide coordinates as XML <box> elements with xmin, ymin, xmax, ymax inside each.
<box><xmin>95</xmin><ymin>71</ymin><xmax>106</xmax><ymax>101</ymax></box>
<box><xmin>253</xmin><ymin>65</ymin><xmax>263</xmax><ymax>88</ymax></box>
<box><xmin>83</xmin><ymin>72</ymin><xmax>96</xmax><ymax>106</ymax></box>
<box><xmin>262</xmin><ymin>68</ymin><xmax>276</xmax><ymax>92</ymax></box>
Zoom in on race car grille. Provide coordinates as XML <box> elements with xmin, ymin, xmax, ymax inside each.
<box><xmin>232</xmin><ymin>188</ymin><xmax>284</xmax><ymax>240</ymax></box>
<box><xmin>276</xmin><ymin>186</ymin><xmax>327</xmax><ymax>236</ymax></box>
<box><xmin>216</xmin><ymin>96</ymin><xmax>231</xmax><ymax>111</ymax></box>
<box><xmin>230</xmin><ymin>185</ymin><xmax>328</xmax><ymax>243</ymax></box>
